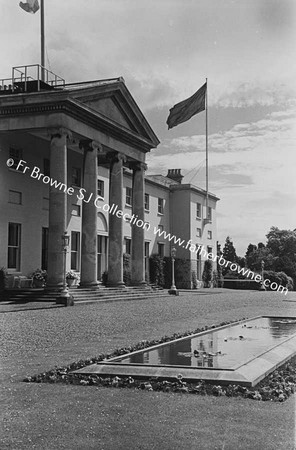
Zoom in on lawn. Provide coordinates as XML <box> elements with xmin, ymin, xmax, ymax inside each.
<box><xmin>1</xmin><ymin>289</ymin><xmax>296</xmax><ymax>449</ymax></box>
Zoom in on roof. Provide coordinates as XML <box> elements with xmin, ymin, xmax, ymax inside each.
<box><xmin>145</xmin><ymin>174</ymin><xmax>220</xmax><ymax>201</ymax></box>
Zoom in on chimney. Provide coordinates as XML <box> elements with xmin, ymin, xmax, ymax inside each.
<box><xmin>167</xmin><ymin>169</ymin><xmax>183</xmax><ymax>184</ymax></box>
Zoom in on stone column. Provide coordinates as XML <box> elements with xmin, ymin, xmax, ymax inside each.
<box><xmin>79</xmin><ymin>140</ymin><xmax>101</xmax><ymax>288</ymax></box>
<box><xmin>47</xmin><ymin>128</ymin><xmax>71</xmax><ymax>289</ymax></box>
<box><xmin>131</xmin><ymin>162</ymin><xmax>147</xmax><ymax>285</ymax></box>
<box><xmin>107</xmin><ymin>152</ymin><xmax>126</xmax><ymax>287</ymax></box>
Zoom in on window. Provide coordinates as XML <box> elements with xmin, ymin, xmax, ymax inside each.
<box><xmin>44</xmin><ymin>158</ymin><xmax>50</xmax><ymax>177</ymax></box>
<box><xmin>207</xmin><ymin>230</ymin><xmax>212</xmax><ymax>239</ymax></box>
<box><xmin>196</xmin><ymin>228</ymin><xmax>202</xmax><ymax>237</ymax></box>
<box><xmin>8</xmin><ymin>190</ymin><xmax>22</xmax><ymax>205</ymax></box>
<box><xmin>41</xmin><ymin>227</ymin><xmax>48</xmax><ymax>270</ymax></box>
<box><xmin>97</xmin><ymin>235</ymin><xmax>107</xmax><ymax>280</ymax></box>
<box><xmin>145</xmin><ymin>241</ymin><xmax>150</xmax><ymax>278</ymax></box>
<box><xmin>71</xmin><ymin>204</ymin><xmax>81</xmax><ymax>216</ymax></box>
<box><xmin>125</xmin><ymin>238</ymin><xmax>131</xmax><ymax>255</ymax></box>
<box><xmin>158</xmin><ymin>198</ymin><xmax>164</xmax><ymax>214</ymax></box>
<box><xmin>196</xmin><ymin>252</ymin><xmax>201</xmax><ymax>279</ymax></box>
<box><xmin>126</xmin><ymin>187</ymin><xmax>132</xmax><ymax>206</ymax></box>
<box><xmin>9</xmin><ymin>147</ymin><xmax>22</xmax><ymax>170</ymax></box>
<box><xmin>158</xmin><ymin>225</ymin><xmax>164</xmax><ymax>232</ymax></box>
<box><xmin>207</xmin><ymin>207</ymin><xmax>212</xmax><ymax>221</ymax></box>
<box><xmin>97</xmin><ymin>179</ymin><xmax>104</xmax><ymax>198</ymax></box>
<box><xmin>196</xmin><ymin>202</ymin><xmax>202</xmax><ymax>219</ymax></box>
<box><xmin>8</xmin><ymin>223</ymin><xmax>21</xmax><ymax>270</ymax></box>
<box><xmin>144</xmin><ymin>193</ymin><xmax>150</xmax><ymax>211</ymax></box>
<box><xmin>207</xmin><ymin>246</ymin><xmax>213</xmax><ymax>255</ymax></box>
<box><xmin>157</xmin><ymin>243</ymin><xmax>165</xmax><ymax>258</ymax></box>
<box><xmin>72</xmin><ymin>168</ymin><xmax>81</xmax><ymax>187</ymax></box>
<box><xmin>71</xmin><ymin>231</ymin><xmax>80</xmax><ymax>270</ymax></box>
<box><xmin>42</xmin><ymin>197</ymin><xmax>49</xmax><ymax>210</ymax></box>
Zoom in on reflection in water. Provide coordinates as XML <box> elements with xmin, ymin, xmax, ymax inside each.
<box><xmin>116</xmin><ymin>317</ymin><xmax>296</xmax><ymax>370</ymax></box>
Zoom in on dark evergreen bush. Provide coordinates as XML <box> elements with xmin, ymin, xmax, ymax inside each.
<box><xmin>202</xmin><ymin>260</ymin><xmax>212</xmax><ymax>288</ymax></box>
<box><xmin>0</xmin><ymin>267</ymin><xmax>8</xmax><ymax>292</ymax></box>
<box><xmin>149</xmin><ymin>254</ymin><xmax>164</xmax><ymax>287</ymax></box>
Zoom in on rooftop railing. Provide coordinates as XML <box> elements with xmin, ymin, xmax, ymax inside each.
<box><xmin>0</xmin><ymin>64</ymin><xmax>65</xmax><ymax>93</ymax></box>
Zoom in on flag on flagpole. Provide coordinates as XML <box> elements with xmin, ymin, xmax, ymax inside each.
<box><xmin>19</xmin><ymin>0</ymin><xmax>40</xmax><ymax>14</ymax></box>
<box><xmin>166</xmin><ymin>82</ymin><xmax>207</xmax><ymax>129</ymax></box>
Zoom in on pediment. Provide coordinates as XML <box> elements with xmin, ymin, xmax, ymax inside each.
<box><xmin>82</xmin><ymin>96</ymin><xmax>135</xmax><ymax>131</ymax></box>
<box><xmin>69</xmin><ymin>82</ymin><xmax>159</xmax><ymax>147</ymax></box>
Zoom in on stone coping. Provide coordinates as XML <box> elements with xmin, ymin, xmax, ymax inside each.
<box><xmin>73</xmin><ymin>316</ymin><xmax>296</xmax><ymax>387</ymax></box>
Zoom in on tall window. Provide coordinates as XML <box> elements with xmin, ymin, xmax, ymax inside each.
<box><xmin>97</xmin><ymin>235</ymin><xmax>107</xmax><ymax>280</ymax></box>
<box><xmin>8</xmin><ymin>223</ymin><xmax>21</xmax><ymax>270</ymax></box>
<box><xmin>145</xmin><ymin>241</ymin><xmax>150</xmax><ymax>279</ymax></box>
<box><xmin>157</xmin><ymin>242</ymin><xmax>165</xmax><ymax>258</ymax></box>
<box><xmin>72</xmin><ymin>168</ymin><xmax>81</xmax><ymax>187</ymax></box>
<box><xmin>71</xmin><ymin>231</ymin><xmax>80</xmax><ymax>270</ymax></box>
<box><xmin>158</xmin><ymin>198</ymin><xmax>164</xmax><ymax>214</ymax></box>
<box><xmin>97</xmin><ymin>179</ymin><xmax>104</xmax><ymax>198</ymax></box>
<box><xmin>196</xmin><ymin>228</ymin><xmax>202</xmax><ymax>237</ymax></box>
<box><xmin>41</xmin><ymin>227</ymin><xmax>48</xmax><ymax>270</ymax></box>
<box><xmin>196</xmin><ymin>252</ymin><xmax>201</xmax><ymax>280</ymax></box>
<box><xmin>126</xmin><ymin>187</ymin><xmax>132</xmax><ymax>206</ymax></box>
<box><xmin>9</xmin><ymin>148</ymin><xmax>22</xmax><ymax>170</ymax></box>
<box><xmin>207</xmin><ymin>230</ymin><xmax>212</xmax><ymax>239</ymax></box>
<box><xmin>196</xmin><ymin>202</ymin><xmax>201</xmax><ymax>219</ymax></box>
<box><xmin>125</xmin><ymin>238</ymin><xmax>131</xmax><ymax>255</ymax></box>
<box><xmin>8</xmin><ymin>190</ymin><xmax>22</xmax><ymax>205</ymax></box>
<box><xmin>44</xmin><ymin>158</ymin><xmax>50</xmax><ymax>177</ymax></box>
<box><xmin>144</xmin><ymin>193</ymin><xmax>150</xmax><ymax>211</ymax></box>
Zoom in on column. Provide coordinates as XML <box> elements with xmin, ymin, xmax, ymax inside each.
<box><xmin>47</xmin><ymin>128</ymin><xmax>71</xmax><ymax>289</ymax></box>
<box><xmin>107</xmin><ymin>152</ymin><xmax>126</xmax><ymax>287</ymax></box>
<box><xmin>131</xmin><ymin>162</ymin><xmax>146</xmax><ymax>285</ymax></box>
<box><xmin>79</xmin><ymin>140</ymin><xmax>101</xmax><ymax>288</ymax></box>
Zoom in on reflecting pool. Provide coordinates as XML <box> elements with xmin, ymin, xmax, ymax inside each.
<box><xmin>114</xmin><ymin>317</ymin><xmax>296</xmax><ymax>370</ymax></box>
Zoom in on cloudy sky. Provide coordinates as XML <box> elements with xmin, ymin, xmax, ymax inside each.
<box><xmin>1</xmin><ymin>0</ymin><xmax>296</xmax><ymax>255</ymax></box>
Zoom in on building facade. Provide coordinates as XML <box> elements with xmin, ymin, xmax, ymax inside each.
<box><xmin>0</xmin><ymin>68</ymin><xmax>219</xmax><ymax>290</ymax></box>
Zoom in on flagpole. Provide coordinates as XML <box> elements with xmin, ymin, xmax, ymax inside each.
<box><xmin>205</xmin><ymin>78</ymin><xmax>208</xmax><ymax>209</ymax></box>
<box><xmin>40</xmin><ymin>0</ymin><xmax>45</xmax><ymax>80</ymax></box>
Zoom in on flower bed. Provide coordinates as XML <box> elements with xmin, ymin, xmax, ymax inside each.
<box><xmin>23</xmin><ymin>318</ymin><xmax>296</xmax><ymax>402</ymax></box>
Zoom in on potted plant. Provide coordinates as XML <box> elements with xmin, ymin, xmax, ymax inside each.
<box><xmin>66</xmin><ymin>270</ymin><xmax>79</xmax><ymax>287</ymax></box>
<box><xmin>32</xmin><ymin>269</ymin><xmax>47</xmax><ymax>288</ymax></box>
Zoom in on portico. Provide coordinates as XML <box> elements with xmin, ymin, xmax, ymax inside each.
<box><xmin>0</xmin><ymin>69</ymin><xmax>159</xmax><ymax>290</ymax></box>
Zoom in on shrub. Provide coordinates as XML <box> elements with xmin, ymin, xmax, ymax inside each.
<box><xmin>0</xmin><ymin>267</ymin><xmax>8</xmax><ymax>292</ymax></box>
<box><xmin>123</xmin><ymin>253</ymin><xmax>131</xmax><ymax>286</ymax></box>
<box><xmin>149</xmin><ymin>254</ymin><xmax>164</xmax><ymax>287</ymax></box>
<box><xmin>31</xmin><ymin>269</ymin><xmax>47</xmax><ymax>283</ymax></box>
<box><xmin>263</xmin><ymin>270</ymin><xmax>294</xmax><ymax>291</ymax></box>
<box><xmin>192</xmin><ymin>271</ymin><xmax>198</xmax><ymax>289</ymax></box>
<box><xmin>163</xmin><ymin>257</ymin><xmax>192</xmax><ymax>289</ymax></box>
<box><xmin>202</xmin><ymin>260</ymin><xmax>212</xmax><ymax>288</ymax></box>
<box><xmin>101</xmin><ymin>271</ymin><xmax>108</xmax><ymax>286</ymax></box>
<box><xmin>212</xmin><ymin>270</ymin><xmax>219</xmax><ymax>288</ymax></box>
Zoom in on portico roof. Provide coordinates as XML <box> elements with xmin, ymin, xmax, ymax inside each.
<box><xmin>0</xmin><ymin>76</ymin><xmax>160</xmax><ymax>156</ymax></box>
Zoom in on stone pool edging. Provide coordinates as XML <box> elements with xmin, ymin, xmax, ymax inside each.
<box><xmin>23</xmin><ymin>317</ymin><xmax>296</xmax><ymax>402</ymax></box>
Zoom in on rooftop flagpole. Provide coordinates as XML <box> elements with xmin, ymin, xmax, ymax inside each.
<box><xmin>205</xmin><ymin>78</ymin><xmax>208</xmax><ymax>209</ymax></box>
<box><xmin>40</xmin><ymin>0</ymin><xmax>45</xmax><ymax>80</ymax></box>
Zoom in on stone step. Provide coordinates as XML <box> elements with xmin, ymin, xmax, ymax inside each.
<box><xmin>2</xmin><ymin>285</ymin><xmax>169</xmax><ymax>304</ymax></box>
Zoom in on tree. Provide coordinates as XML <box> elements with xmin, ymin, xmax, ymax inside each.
<box><xmin>266</xmin><ymin>227</ymin><xmax>296</xmax><ymax>284</ymax></box>
<box><xmin>222</xmin><ymin>236</ymin><xmax>237</xmax><ymax>263</ymax></box>
<box><xmin>222</xmin><ymin>236</ymin><xmax>237</xmax><ymax>275</ymax></box>
<box><xmin>202</xmin><ymin>260</ymin><xmax>212</xmax><ymax>288</ymax></box>
<box><xmin>245</xmin><ymin>242</ymin><xmax>275</xmax><ymax>272</ymax></box>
